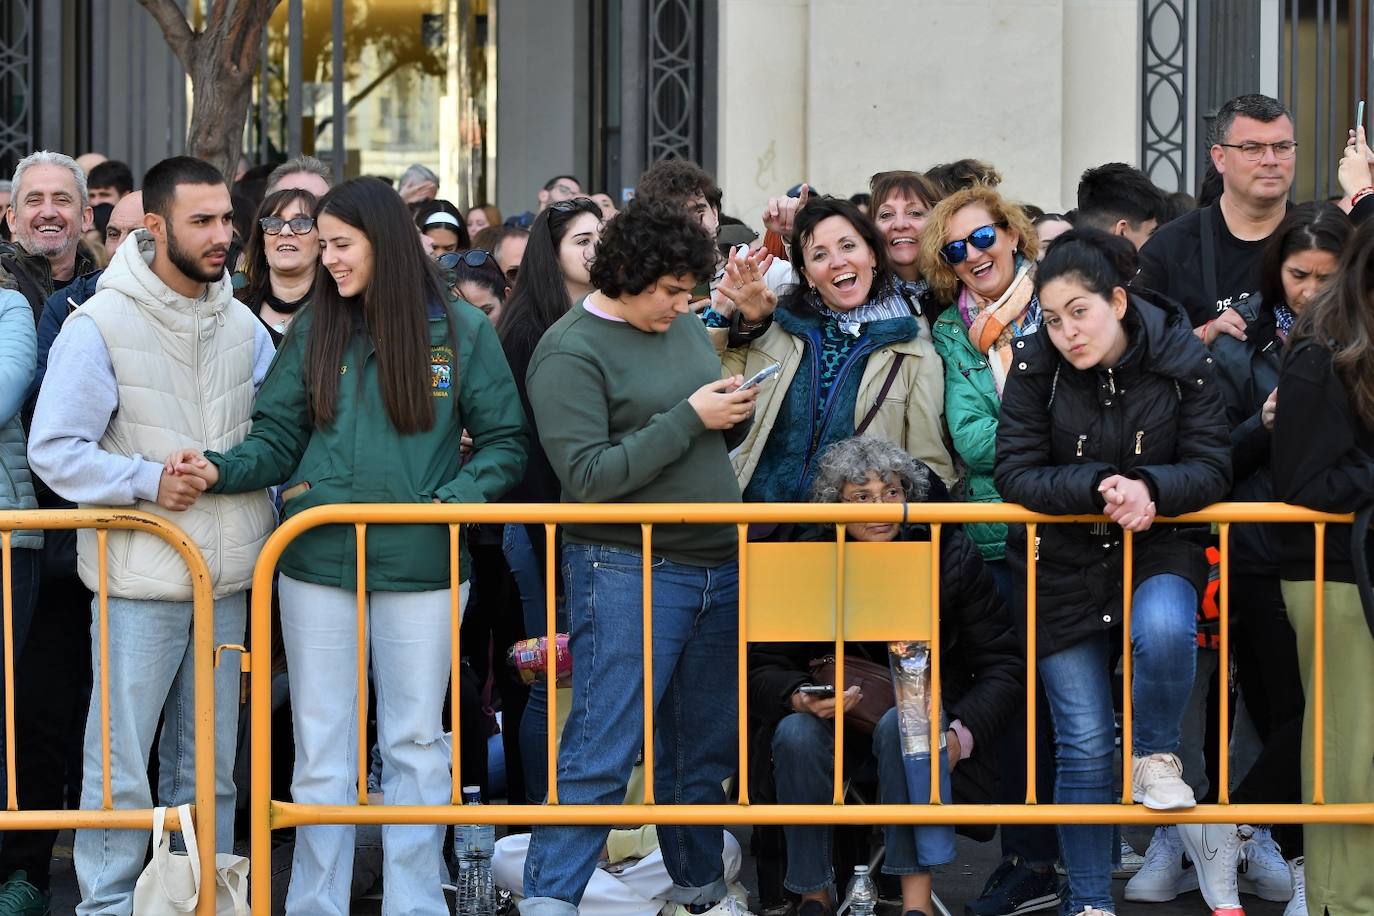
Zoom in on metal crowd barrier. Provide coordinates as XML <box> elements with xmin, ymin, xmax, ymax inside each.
<box><xmin>0</xmin><ymin>509</ymin><xmax>220</xmax><ymax>916</ymax></box>
<box><xmin>231</xmin><ymin>501</ymin><xmax>1369</xmax><ymax>911</ymax></box>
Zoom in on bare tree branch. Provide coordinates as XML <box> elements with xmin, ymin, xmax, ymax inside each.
<box><xmin>136</xmin><ymin>0</ymin><xmax>196</xmax><ymax>68</ymax></box>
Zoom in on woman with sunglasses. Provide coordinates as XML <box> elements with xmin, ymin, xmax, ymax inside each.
<box><xmin>717</xmin><ymin>195</ymin><xmax>955</xmax><ymax>504</ymax></box>
<box><xmin>440</xmin><ymin>248</ymin><xmax>511</xmax><ymax>324</ymax></box>
<box><xmin>921</xmin><ymin>185</ymin><xmax>1041</xmax><ymax>580</ymax></box>
<box><xmin>995</xmin><ymin>229</ymin><xmax>1231</xmax><ymax>916</ymax></box>
<box><xmin>496</xmin><ymin>196</ymin><xmax>604</xmax><ymax>803</ymax></box>
<box><xmin>168</xmin><ymin>177</ymin><xmax>527</xmax><ymax>915</ymax></box>
<box><xmin>239</xmin><ymin>187</ymin><xmax>319</xmax><ymax>345</ymax></box>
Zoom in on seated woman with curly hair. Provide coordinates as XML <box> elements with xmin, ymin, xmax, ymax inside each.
<box><xmin>521</xmin><ymin>197</ymin><xmax>762</xmax><ymax>916</ymax></box>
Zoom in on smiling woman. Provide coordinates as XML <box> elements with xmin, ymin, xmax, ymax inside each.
<box><xmin>239</xmin><ymin>187</ymin><xmax>319</xmax><ymax>344</ymax></box>
<box><xmin>720</xmin><ymin>195</ymin><xmax>955</xmax><ymax>511</ymax></box>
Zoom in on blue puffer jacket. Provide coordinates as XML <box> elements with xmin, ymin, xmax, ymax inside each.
<box><xmin>0</xmin><ymin>288</ymin><xmax>42</xmax><ymax>548</ymax></box>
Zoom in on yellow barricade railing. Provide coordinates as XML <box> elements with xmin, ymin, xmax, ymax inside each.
<box><xmin>244</xmin><ymin>501</ymin><xmax>1370</xmax><ymax>913</ymax></box>
<box><xmin>0</xmin><ymin>509</ymin><xmax>219</xmax><ymax>916</ymax></box>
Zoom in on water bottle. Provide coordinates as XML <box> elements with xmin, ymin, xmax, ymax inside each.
<box><xmin>844</xmin><ymin>864</ymin><xmax>878</xmax><ymax>916</ymax></box>
<box><xmin>453</xmin><ymin>786</ymin><xmax>496</xmax><ymax>916</ymax></box>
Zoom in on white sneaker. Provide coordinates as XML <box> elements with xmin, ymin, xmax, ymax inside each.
<box><xmin>1177</xmin><ymin>823</ymin><xmax>1246</xmax><ymax>914</ymax></box>
<box><xmin>1283</xmin><ymin>857</ymin><xmax>1307</xmax><ymax>916</ymax></box>
<box><xmin>1237</xmin><ymin>827</ymin><xmax>1294</xmax><ymax>902</ymax></box>
<box><xmin>1114</xmin><ymin>838</ymin><xmax>1146</xmax><ymax>878</ymax></box>
<box><xmin>1074</xmin><ymin>908</ymin><xmax>1116</xmax><ymax>916</ymax></box>
<box><xmin>1131</xmin><ymin>753</ymin><xmax>1197</xmax><ymax>810</ymax></box>
<box><xmin>670</xmin><ymin>894</ymin><xmax>754</xmax><ymax>916</ymax></box>
<box><xmin>1125</xmin><ymin>825</ymin><xmax>1201</xmax><ymax>902</ymax></box>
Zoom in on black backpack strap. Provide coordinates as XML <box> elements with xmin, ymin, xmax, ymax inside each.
<box><xmin>1199</xmin><ymin>205</ymin><xmax>1219</xmax><ymax>316</ymax></box>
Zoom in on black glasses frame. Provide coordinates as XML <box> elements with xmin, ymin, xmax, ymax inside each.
<box><xmin>259</xmin><ymin>215</ymin><xmax>316</xmax><ymax>236</ymax></box>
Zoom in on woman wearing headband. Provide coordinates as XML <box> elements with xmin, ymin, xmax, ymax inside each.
<box><xmin>415</xmin><ymin>199</ymin><xmax>471</xmax><ymax>256</ymax></box>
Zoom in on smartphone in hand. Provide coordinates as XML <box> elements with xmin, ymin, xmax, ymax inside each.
<box><xmin>737</xmin><ymin>362</ymin><xmax>783</xmax><ymax>392</ymax></box>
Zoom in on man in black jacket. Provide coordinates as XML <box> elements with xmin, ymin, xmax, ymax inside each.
<box><xmin>2</xmin><ymin>151</ymin><xmax>96</xmax><ymax>320</ymax></box>
<box><xmin>1134</xmin><ymin>94</ymin><xmax>1295</xmax><ymax>341</ymax></box>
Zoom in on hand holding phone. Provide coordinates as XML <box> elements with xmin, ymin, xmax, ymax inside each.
<box><xmin>736</xmin><ymin>362</ymin><xmax>782</xmax><ymax>391</ymax></box>
<box><xmin>797</xmin><ymin>684</ymin><xmax>836</xmax><ymax>699</ymax></box>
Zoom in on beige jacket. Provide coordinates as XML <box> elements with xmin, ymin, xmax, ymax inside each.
<box><xmin>73</xmin><ymin>232</ymin><xmax>275</xmax><ymax>600</ymax></box>
<box><xmin>717</xmin><ymin>320</ymin><xmax>956</xmax><ymax>491</ymax></box>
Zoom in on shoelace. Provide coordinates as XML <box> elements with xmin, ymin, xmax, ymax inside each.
<box><xmin>1289</xmin><ymin>859</ymin><xmax>1306</xmax><ymax>910</ymax></box>
<box><xmin>0</xmin><ymin>878</ymin><xmax>43</xmax><ymax>905</ymax></box>
<box><xmin>1140</xmin><ymin>826</ymin><xmax>1181</xmax><ymax>869</ymax></box>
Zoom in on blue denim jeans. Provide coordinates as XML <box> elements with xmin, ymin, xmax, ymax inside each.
<box><xmin>520</xmin><ymin>544</ymin><xmax>738</xmax><ymax>916</ymax></box>
<box><xmin>503</xmin><ymin>524</ymin><xmax>567</xmax><ymax>804</ymax></box>
<box><xmin>74</xmin><ymin>592</ymin><xmax>245</xmax><ymax>916</ymax></box>
<box><xmin>771</xmin><ymin>707</ymin><xmax>953</xmax><ymax>893</ymax></box>
<box><xmin>1037</xmin><ymin>573</ymin><xmax>1196</xmax><ymax>914</ymax></box>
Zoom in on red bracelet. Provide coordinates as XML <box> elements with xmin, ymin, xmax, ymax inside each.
<box><xmin>1352</xmin><ymin>186</ymin><xmax>1374</xmax><ymax>207</ymax></box>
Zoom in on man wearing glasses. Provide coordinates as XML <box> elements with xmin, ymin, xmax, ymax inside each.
<box><xmin>1135</xmin><ymin>93</ymin><xmax>1296</xmax><ymax>343</ymax></box>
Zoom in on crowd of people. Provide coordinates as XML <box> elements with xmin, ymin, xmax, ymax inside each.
<box><xmin>0</xmin><ymin>88</ymin><xmax>1371</xmax><ymax>916</ymax></box>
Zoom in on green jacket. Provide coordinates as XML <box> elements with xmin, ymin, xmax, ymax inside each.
<box><xmin>932</xmin><ymin>309</ymin><xmax>1006</xmax><ymax>561</ymax></box>
<box><xmin>208</xmin><ymin>299</ymin><xmax>527</xmax><ymax>590</ymax></box>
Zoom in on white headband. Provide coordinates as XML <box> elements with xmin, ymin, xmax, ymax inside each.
<box><xmin>423</xmin><ymin>211</ymin><xmax>462</xmax><ymax>230</ymax></box>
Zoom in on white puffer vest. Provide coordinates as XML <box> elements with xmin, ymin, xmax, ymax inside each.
<box><xmin>72</xmin><ymin>230</ymin><xmax>275</xmax><ymax>600</ymax></box>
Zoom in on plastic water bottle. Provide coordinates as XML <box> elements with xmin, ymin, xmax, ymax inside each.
<box><xmin>453</xmin><ymin>786</ymin><xmax>496</xmax><ymax>916</ymax></box>
<box><xmin>844</xmin><ymin>865</ymin><xmax>878</xmax><ymax>916</ymax></box>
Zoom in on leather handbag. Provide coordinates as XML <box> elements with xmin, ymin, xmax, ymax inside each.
<box><xmin>807</xmin><ymin>654</ymin><xmax>895</xmax><ymax>734</ymax></box>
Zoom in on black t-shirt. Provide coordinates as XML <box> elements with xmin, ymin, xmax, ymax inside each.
<box><xmin>1134</xmin><ymin>203</ymin><xmax>1270</xmax><ymax>327</ymax></box>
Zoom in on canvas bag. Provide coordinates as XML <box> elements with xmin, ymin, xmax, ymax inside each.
<box><xmin>133</xmin><ymin>804</ymin><xmax>250</xmax><ymax>915</ymax></box>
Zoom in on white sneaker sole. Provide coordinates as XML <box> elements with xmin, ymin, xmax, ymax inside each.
<box><xmin>1131</xmin><ymin>785</ymin><xmax>1197</xmax><ymax>810</ymax></box>
<box><xmin>1124</xmin><ymin>869</ymin><xmax>1200</xmax><ymax>902</ymax></box>
<box><xmin>1238</xmin><ymin>876</ymin><xmax>1295</xmax><ymax>903</ymax></box>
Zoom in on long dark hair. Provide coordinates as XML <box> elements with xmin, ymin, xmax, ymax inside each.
<box><xmin>1292</xmin><ymin>215</ymin><xmax>1374</xmax><ymax>428</ymax></box>
<box><xmin>779</xmin><ymin>196</ymin><xmax>892</xmax><ymax>315</ymax></box>
<box><xmin>243</xmin><ymin>187</ymin><xmax>318</xmax><ymax>304</ymax></box>
<box><xmin>496</xmin><ymin>197</ymin><xmax>602</xmax><ymax>353</ymax></box>
<box><xmin>1257</xmin><ymin>202</ymin><xmax>1351</xmax><ymax>309</ymax></box>
<box><xmin>308</xmin><ymin>177</ymin><xmax>447</xmax><ymax>434</ymax></box>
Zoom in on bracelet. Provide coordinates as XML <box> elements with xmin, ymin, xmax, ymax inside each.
<box><xmin>1353</xmin><ymin>186</ymin><xmax>1374</xmax><ymax>207</ymax></box>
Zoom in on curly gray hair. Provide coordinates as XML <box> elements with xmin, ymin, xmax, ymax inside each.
<box><xmin>809</xmin><ymin>436</ymin><xmax>931</xmax><ymax>504</ymax></box>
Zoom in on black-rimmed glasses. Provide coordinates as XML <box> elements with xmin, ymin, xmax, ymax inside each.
<box><xmin>437</xmin><ymin>249</ymin><xmax>497</xmax><ymax>271</ymax></box>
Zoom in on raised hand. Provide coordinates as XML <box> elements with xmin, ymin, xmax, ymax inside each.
<box><xmin>715</xmin><ymin>247</ymin><xmax>779</xmax><ymax>323</ymax></box>
<box><xmin>760</xmin><ymin>183</ymin><xmax>810</xmax><ymax>237</ymax></box>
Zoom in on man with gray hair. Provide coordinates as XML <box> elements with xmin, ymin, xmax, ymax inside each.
<box><xmin>2</xmin><ymin>151</ymin><xmax>97</xmax><ymax>319</ymax></box>
<box><xmin>265</xmin><ymin>154</ymin><xmax>332</xmax><ymax>198</ymax></box>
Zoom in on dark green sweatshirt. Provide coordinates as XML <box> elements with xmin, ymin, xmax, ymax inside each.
<box><xmin>526</xmin><ymin>302</ymin><xmax>743</xmax><ymax>566</ymax></box>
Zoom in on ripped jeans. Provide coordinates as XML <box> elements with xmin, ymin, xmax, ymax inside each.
<box><xmin>278</xmin><ymin>575</ymin><xmax>471</xmax><ymax>916</ymax></box>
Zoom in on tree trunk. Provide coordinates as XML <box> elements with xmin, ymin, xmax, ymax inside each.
<box><xmin>138</xmin><ymin>0</ymin><xmax>283</xmax><ymax>182</ymax></box>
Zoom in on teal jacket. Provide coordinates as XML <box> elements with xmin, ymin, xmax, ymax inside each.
<box><xmin>209</xmin><ymin>299</ymin><xmax>527</xmax><ymax>590</ymax></box>
<box><xmin>932</xmin><ymin>308</ymin><xmax>1006</xmax><ymax>561</ymax></box>
<box><xmin>0</xmin><ymin>289</ymin><xmax>41</xmax><ymax>549</ymax></box>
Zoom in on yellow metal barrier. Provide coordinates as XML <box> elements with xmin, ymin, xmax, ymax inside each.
<box><xmin>248</xmin><ymin>501</ymin><xmax>1372</xmax><ymax>913</ymax></box>
<box><xmin>0</xmin><ymin>509</ymin><xmax>219</xmax><ymax>916</ymax></box>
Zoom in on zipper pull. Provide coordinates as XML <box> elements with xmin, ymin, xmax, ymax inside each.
<box><xmin>1107</xmin><ymin>369</ymin><xmax>1117</xmax><ymax>395</ymax></box>
<box><xmin>1076</xmin><ymin>434</ymin><xmax>1086</xmax><ymax>458</ymax></box>
<box><xmin>1135</xmin><ymin>430</ymin><xmax>1144</xmax><ymax>455</ymax></box>
<box><xmin>1034</xmin><ymin>535</ymin><xmax>1041</xmax><ymax>561</ymax></box>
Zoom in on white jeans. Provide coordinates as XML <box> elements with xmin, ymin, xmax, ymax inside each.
<box><xmin>278</xmin><ymin>575</ymin><xmax>469</xmax><ymax>916</ymax></box>
<box><xmin>494</xmin><ymin>831</ymin><xmax>744</xmax><ymax>916</ymax></box>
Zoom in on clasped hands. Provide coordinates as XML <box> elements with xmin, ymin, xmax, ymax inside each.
<box><xmin>1099</xmin><ymin>474</ymin><xmax>1156</xmax><ymax>533</ymax></box>
<box><xmin>155</xmin><ymin>450</ymin><xmax>219</xmax><ymax>512</ymax></box>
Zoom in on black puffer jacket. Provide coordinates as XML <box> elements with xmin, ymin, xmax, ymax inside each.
<box><xmin>747</xmin><ymin>523</ymin><xmax>1023</xmax><ymax>820</ymax></box>
<box><xmin>1209</xmin><ymin>296</ymin><xmax>1282</xmax><ymax>572</ymax></box>
<box><xmin>994</xmin><ymin>292</ymin><xmax>1232</xmax><ymax>657</ymax></box>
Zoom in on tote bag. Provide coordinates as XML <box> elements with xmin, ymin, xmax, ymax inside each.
<box><xmin>132</xmin><ymin>804</ymin><xmax>250</xmax><ymax>915</ymax></box>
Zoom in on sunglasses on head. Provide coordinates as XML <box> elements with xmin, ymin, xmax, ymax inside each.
<box><xmin>939</xmin><ymin>223</ymin><xmax>1004</xmax><ymax>265</ymax></box>
<box><xmin>259</xmin><ymin>215</ymin><xmax>315</xmax><ymax>236</ymax></box>
<box><xmin>437</xmin><ymin>249</ymin><xmax>496</xmax><ymax>271</ymax></box>
<box><xmin>549</xmin><ymin>197</ymin><xmax>601</xmax><ymax>216</ymax></box>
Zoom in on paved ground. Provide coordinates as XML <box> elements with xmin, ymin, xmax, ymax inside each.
<box><xmin>44</xmin><ymin>822</ymin><xmax>1288</xmax><ymax>915</ymax></box>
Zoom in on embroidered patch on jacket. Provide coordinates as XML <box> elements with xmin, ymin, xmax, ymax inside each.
<box><xmin>431</xmin><ymin>346</ymin><xmax>454</xmax><ymax>396</ymax></box>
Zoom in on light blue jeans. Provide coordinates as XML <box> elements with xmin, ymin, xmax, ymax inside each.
<box><xmin>277</xmin><ymin>575</ymin><xmax>469</xmax><ymax>916</ymax></box>
<box><xmin>520</xmin><ymin>544</ymin><xmax>739</xmax><ymax>916</ymax></box>
<box><xmin>74</xmin><ymin>592</ymin><xmax>246</xmax><ymax>916</ymax></box>
<box><xmin>1038</xmin><ymin>573</ymin><xmax>1197</xmax><ymax>915</ymax></box>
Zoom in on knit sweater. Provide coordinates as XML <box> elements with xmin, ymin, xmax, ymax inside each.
<box><xmin>526</xmin><ymin>302</ymin><xmax>744</xmax><ymax>566</ymax></box>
